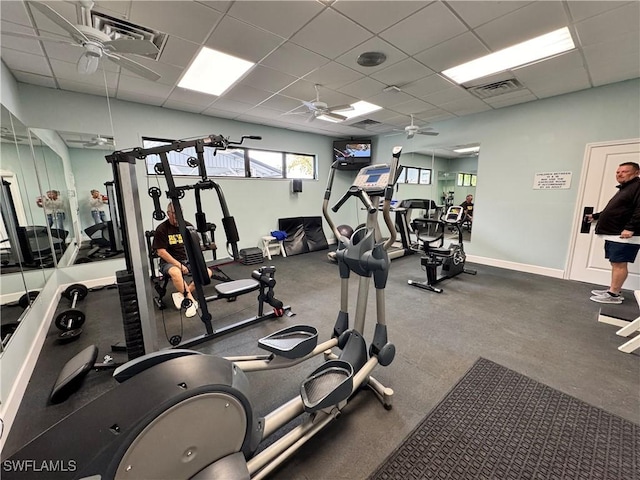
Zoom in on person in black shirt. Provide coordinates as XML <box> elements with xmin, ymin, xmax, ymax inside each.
<box><xmin>460</xmin><ymin>194</ymin><xmax>474</xmax><ymax>224</ymax></box>
<box><xmin>152</xmin><ymin>203</ymin><xmax>214</xmax><ymax>317</ymax></box>
<box><xmin>586</xmin><ymin>162</ymin><xmax>640</xmax><ymax>304</ymax></box>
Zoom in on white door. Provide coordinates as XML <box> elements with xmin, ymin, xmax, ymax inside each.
<box><xmin>567</xmin><ymin>140</ymin><xmax>640</xmax><ymax>288</ymax></box>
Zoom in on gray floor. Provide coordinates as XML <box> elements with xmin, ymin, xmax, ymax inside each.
<box><xmin>3</xmin><ymin>249</ymin><xmax>639</xmax><ymax>479</ymax></box>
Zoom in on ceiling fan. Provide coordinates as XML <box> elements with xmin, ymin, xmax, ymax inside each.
<box><xmin>388</xmin><ymin>115</ymin><xmax>439</xmax><ymax>139</ymax></box>
<box><xmin>299</xmin><ymin>85</ymin><xmax>354</xmax><ymax>122</ymax></box>
<box><xmin>8</xmin><ymin>1</ymin><xmax>161</xmax><ymax>81</ymax></box>
<box><xmin>66</xmin><ymin>134</ymin><xmax>114</xmax><ymax>148</ymax></box>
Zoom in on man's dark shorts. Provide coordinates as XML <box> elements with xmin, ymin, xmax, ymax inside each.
<box><xmin>159</xmin><ymin>261</ymin><xmax>189</xmax><ymax>276</ymax></box>
<box><xmin>604</xmin><ymin>240</ymin><xmax>640</xmax><ymax>263</ymax></box>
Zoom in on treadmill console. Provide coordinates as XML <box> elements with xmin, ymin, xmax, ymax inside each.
<box><xmin>352</xmin><ymin>164</ymin><xmax>391</xmax><ymax>195</ymax></box>
<box><xmin>444</xmin><ymin>205</ymin><xmax>464</xmax><ymax>223</ymax></box>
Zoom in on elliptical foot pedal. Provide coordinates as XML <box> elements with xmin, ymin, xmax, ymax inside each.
<box><xmin>300</xmin><ymin>360</ymin><xmax>353</xmax><ymax>412</ymax></box>
<box><xmin>258</xmin><ymin>325</ymin><xmax>318</xmax><ymax>359</ymax></box>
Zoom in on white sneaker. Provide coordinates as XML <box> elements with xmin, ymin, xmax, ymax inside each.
<box><xmin>591</xmin><ymin>289</ymin><xmax>624</xmax><ymax>300</ymax></box>
<box><xmin>172</xmin><ymin>292</ymin><xmax>184</xmax><ymax>310</ymax></box>
<box><xmin>590</xmin><ymin>292</ymin><xmax>623</xmax><ymax>304</ymax></box>
<box><xmin>186</xmin><ymin>299</ymin><xmax>199</xmax><ymax>318</ymax></box>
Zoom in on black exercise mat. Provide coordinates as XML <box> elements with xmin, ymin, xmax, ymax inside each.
<box><xmin>369</xmin><ymin>358</ymin><xmax>639</xmax><ymax>480</ymax></box>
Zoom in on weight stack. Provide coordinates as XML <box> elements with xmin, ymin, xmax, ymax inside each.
<box><xmin>239</xmin><ymin>247</ymin><xmax>264</xmax><ymax>265</ymax></box>
<box><xmin>116</xmin><ymin>270</ymin><xmax>145</xmax><ymax>360</ymax></box>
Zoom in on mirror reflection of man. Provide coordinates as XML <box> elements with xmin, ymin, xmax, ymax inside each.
<box><xmin>460</xmin><ymin>194</ymin><xmax>474</xmax><ymax>223</ymax></box>
<box><xmin>36</xmin><ymin>190</ymin><xmax>65</xmax><ymax>230</ymax></box>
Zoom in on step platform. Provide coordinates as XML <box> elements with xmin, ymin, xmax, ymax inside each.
<box><xmin>301</xmin><ymin>360</ymin><xmax>353</xmax><ymax>412</ymax></box>
<box><xmin>258</xmin><ymin>324</ymin><xmax>318</xmax><ymax>359</ymax></box>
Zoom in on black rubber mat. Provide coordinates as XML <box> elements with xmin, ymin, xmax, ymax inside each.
<box><xmin>370</xmin><ymin>358</ymin><xmax>639</xmax><ymax>480</ymax></box>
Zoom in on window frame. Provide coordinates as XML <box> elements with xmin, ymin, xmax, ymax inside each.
<box><xmin>142</xmin><ymin>137</ymin><xmax>317</xmax><ymax>180</ymax></box>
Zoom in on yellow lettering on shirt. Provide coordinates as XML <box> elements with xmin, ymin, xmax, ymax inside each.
<box><xmin>168</xmin><ymin>233</ymin><xmax>183</xmax><ymax>245</ymax></box>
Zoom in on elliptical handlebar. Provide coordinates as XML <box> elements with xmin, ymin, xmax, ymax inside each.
<box><xmin>323</xmin><ymin>147</ymin><xmax>403</xmax><ymax>251</ymax></box>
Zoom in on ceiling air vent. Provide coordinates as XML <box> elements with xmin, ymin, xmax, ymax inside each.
<box><xmin>466</xmin><ymin>79</ymin><xmax>524</xmax><ymax>99</ymax></box>
<box><xmin>90</xmin><ymin>10</ymin><xmax>167</xmax><ymax>60</ymax></box>
<box><xmin>350</xmin><ymin>119</ymin><xmax>382</xmax><ymax>128</ymax></box>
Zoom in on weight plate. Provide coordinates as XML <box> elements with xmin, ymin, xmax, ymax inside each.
<box><xmin>63</xmin><ymin>283</ymin><xmax>89</xmax><ymax>301</ymax></box>
<box><xmin>57</xmin><ymin>328</ymin><xmax>83</xmax><ymax>343</ymax></box>
<box><xmin>18</xmin><ymin>291</ymin><xmax>40</xmax><ymax>309</ymax></box>
<box><xmin>55</xmin><ymin>309</ymin><xmax>86</xmax><ymax>331</ymax></box>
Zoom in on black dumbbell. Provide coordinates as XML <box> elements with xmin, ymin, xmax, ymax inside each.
<box><xmin>54</xmin><ymin>284</ymin><xmax>89</xmax><ymax>343</ymax></box>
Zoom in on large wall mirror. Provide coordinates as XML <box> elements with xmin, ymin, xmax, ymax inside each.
<box><xmin>397</xmin><ymin>144</ymin><xmax>480</xmax><ymax>243</ymax></box>
<box><xmin>0</xmin><ymin>106</ymin><xmax>51</xmax><ymax>351</ymax></box>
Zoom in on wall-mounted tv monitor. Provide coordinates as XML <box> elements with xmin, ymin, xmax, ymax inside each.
<box><xmin>333</xmin><ymin>139</ymin><xmax>372</xmax><ymax>170</ymax></box>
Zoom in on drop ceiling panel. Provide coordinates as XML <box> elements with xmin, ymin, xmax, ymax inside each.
<box><xmin>482</xmin><ymin>89</ymin><xmax>538</xmax><ymax>108</ymax></box>
<box><xmin>116</xmin><ymin>90</ymin><xmax>165</xmax><ymax>106</ymax></box>
<box><xmin>474</xmin><ymin>2</ymin><xmax>568</xmax><ymax>50</ymax></box>
<box><xmin>196</xmin><ymin>1</ymin><xmax>234</xmax><ymax>14</ymax></box>
<box><xmin>525</xmin><ymin>73</ymin><xmax>591</xmax><ymax>99</ymax></box>
<box><xmin>289</xmin><ymin>9</ymin><xmax>372</xmax><ymax>59</ymax></box>
<box><xmin>370</xmin><ymin>58</ymin><xmax>433</xmax><ymax>87</ymax></box>
<box><xmin>161</xmin><ymin>99</ymin><xmax>206</xmax><ymax>114</ymax></box>
<box><xmin>11</xmin><ymin>71</ymin><xmax>57</xmax><ymax>89</ymax></box>
<box><xmin>402</xmin><ymin>74</ymin><xmax>455</xmax><ymax>98</ymax></box>
<box><xmin>240</xmin><ymin>65</ymin><xmax>297</xmax><ymax>94</ymax></box>
<box><xmin>0</xmin><ymin>1</ymin><xmax>33</xmax><ymax>27</ymax></box>
<box><xmin>437</xmin><ymin>96</ymin><xmax>492</xmax><ymax>116</ymax></box>
<box><xmin>574</xmin><ymin>2</ymin><xmax>640</xmax><ymax>46</ymax></box>
<box><xmin>1</xmin><ymin>47</ymin><xmax>52</xmax><ymax>76</ymax></box>
<box><xmin>57</xmin><ymin>77</ymin><xmax>116</xmax><ymax>97</ymax></box>
<box><xmin>335</xmin><ymin>37</ymin><xmax>408</xmax><ymax>75</ymax></box>
<box><xmin>92</xmin><ymin>1</ymin><xmax>131</xmax><ymax>19</ymax></box>
<box><xmin>365</xmin><ymin>90</ymin><xmax>414</xmax><ymax>108</ymax></box>
<box><xmin>0</xmin><ymin>23</ymin><xmax>44</xmax><ymax>55</ymax></box>
<box><xmin>129</xmin><ymin>1</ymin><xmax>221</xmax><ymax>44</ymax></box>
<box><xmin>164</xmin><ymin>86</ymin><xmax>217</xmax><ymax>108</ymax></box>
<box><xmin>278</xmin><ymin>79</ymin><xmax>317</xmax><ymax>102</ymax></box>
<box><xmin>157</xmin><ymin>37</ymin><xmax>201</xmax><ymax>69</ymax></box>
<box><xmin>379</xmin><ymin>2</ymin><xmax>467</xmax><ymax>56</ymax></box>
<box><xmin>389</xmin><ymin>99</ymin><xmax>437</xmax><ymax>115</ymax></box>
<box><xmin>259</xmin><ymin>94</ymin><xmax>306</xmax><ymax>113</ymax></box>
<box><xmin>337</xmin><ymin>77</ymin><xmax>387</xmax><ymax>100</ymax></box>
<box><xmin>203</xmin><ymin>97</ymin><xmax>253</xmax><ymax>115</ymax></box>
<box><xmin>413</xmin><ymin>32</ymin><xmax>491</xmax><ymax>73</ymax></box>
<box><xmin>118</xmin><ymin>74</ymin><xmax>174</xmax><ymax>98</ymax></box>
<box><xmin>422</xmin><ymin>87</ymin><xmax>474</xmax><ymax>106</ymax></box>
<box><xmin>227</xmin><ymin>1</ymin><xmax>324</xmax><ymax>38</ymax></box>
<box><xmin>566</xmin><ymin>1</ymin><xmax>633</xmax><ymax>23</ymax></box>
<box><xmin>205</xmin><ymin>15</ymin><xmax>284</xmax><ymax>63</ymax></box>
<box><xmin>446</xmin><ymin>1</ymin><xmax>531</xmax><ymax>29</ymax></box>
<box><xmin>302</xmin><ymin>62</ymin><xmax>362</xmax><ymax>90</ymax></box>
<box><xmin>260</xmin><ymin>42</ymin><xmax>329</xmax><ymax>77</ymax></box>
<box><xmin>222</xmin><ymin>83</ymin><xmax>274</xmax><ymax>105</ymax></box>
<box><xmin>332</xmin><ymin>1</ymin><xmax>426</xmax><ymax>34</ymax></box>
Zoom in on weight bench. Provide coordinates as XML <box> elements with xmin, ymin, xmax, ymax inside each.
<box><xmin>145</xmin><ymin>227</ymin><xmax>289</xmax><ymax>349</ymax></box>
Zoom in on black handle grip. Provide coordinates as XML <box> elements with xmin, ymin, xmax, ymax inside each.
<box><xmin>580</xmin><ymin>206</ymin><xmax>594</xmax><ymax>233</ymax></box>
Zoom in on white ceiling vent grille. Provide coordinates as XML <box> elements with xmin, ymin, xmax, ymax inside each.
<box><xmin>466</xmin><ymin>79</ymin><xmax>524</xmax><ymax>99</ymax></box>
<box><xmin>90</xmin><ymin>10</ymin><xmax>167</xmax><ymax>60</ymax></box>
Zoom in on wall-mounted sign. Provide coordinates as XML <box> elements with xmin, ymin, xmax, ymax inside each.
<box><xmin>533</xmin><ymin>171</ymin><xmax>572</xmax><ymax>190</ymax></box>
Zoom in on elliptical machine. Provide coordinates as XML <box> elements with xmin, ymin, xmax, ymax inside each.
<box><xmin>4</xmin><ymin>147</ymin><xmax>403</xmax><ymax>480</ymax></box>
<box><xmin>408</xmin><ymin>205</ymin><xmax>477</xmax><ymax>293</ymax></box>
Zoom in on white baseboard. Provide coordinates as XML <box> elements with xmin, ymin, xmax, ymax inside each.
<box><xmin>466</xmin><ymin>254</ymin><xmax>565</xmax><ymax>279</ymax></box>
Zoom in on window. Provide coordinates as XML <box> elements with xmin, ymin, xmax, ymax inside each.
<box><xmin>398</xmin><ymin>166</ymin><xmax>431</xmax><ymax>185</ymax></box>
<box><xmin>456</xmin><ymin>172</ymin><xmax>477</xmax><ymax>187</ymax></box>
<box><xmin>142</xmin><ymin>137</ymin><xmax>316</xmax><ymax>179</ymax></box>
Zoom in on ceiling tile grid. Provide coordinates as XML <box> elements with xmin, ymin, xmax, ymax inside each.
<box><xmin>0</xmin><ymin>0</ymin><xmax>638</xmax><ymax>139</ymax></box>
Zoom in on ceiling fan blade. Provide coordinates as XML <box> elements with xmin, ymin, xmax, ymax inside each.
<box><xmin>328</xmin><ymin>104</ymin><xmax>354</xmax><ymax>113</ymax></box>
<box><xmin>104</xmin><ymin>38</ymin><xmax>159</xmax><ymax>56</ymax></box>
<box><xmin>306</xmin><ymin>113</ymin><xmax>316</xmax><ymax>123</ymax></box>
<box><xmin>27</xmin><ymin>1</ymin><xmax>89</xmax><ymax>43</ymax></box>
<box><xmin>322</xmin><ymin>112</ymin><xmax>347</xmax><ymax>121</ymax></box>
<box><xmin>105</xmin><ymin>52</ymin><xmax>161</xmax><ymax>81</ymax></box>
<box><xmin>302</xmin><ymin>100</ymin><xmax>320</xmax><ymax>112</ymax></box>
<box><xmin>417</xmin><ymin>131</ymin><xmax>440</xmax><ymax>136</ymax></box>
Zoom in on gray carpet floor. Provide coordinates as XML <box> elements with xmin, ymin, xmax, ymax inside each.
<box><xmin>3</xmin><ymin>249</ymin><xmax>639</xmax><ymax>480</ymax></box>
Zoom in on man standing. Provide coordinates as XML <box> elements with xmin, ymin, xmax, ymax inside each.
<box><xmin>587</xmin><ymin>162</ymin><xmax>640</xmax><ymax>304</ymax></box>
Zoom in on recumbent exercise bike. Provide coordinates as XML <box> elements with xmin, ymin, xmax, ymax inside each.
<box><xmin>408</xmin><ymin>205</ymin><xmax>476</xmax><ymax>293</ymax></box>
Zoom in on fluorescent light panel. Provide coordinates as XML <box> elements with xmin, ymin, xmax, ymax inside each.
<box><xmin>178</xmin><ymin>47</ymin><xmax>254</xmax><ymax>96</ymax></box>
<box><xmin>454</xmin><ymin>146</ymin><xmax>480</xmax><ymax>154</ymax></box>
<box><xmin>442</xmin><ymin>27</ymin><xmax>575</xmax><ymax>84</ymax></box>
<box><xmin>340</xmin><ymin>101</ymin><xmax>382</xmax><ymax>119</ymax></box>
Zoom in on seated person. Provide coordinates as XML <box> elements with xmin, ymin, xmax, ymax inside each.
<box><xmin>152</xmin><ymin>203</ymin><xmax>214</xmax><ymax>318</ymax></box>
<box><xmin>460</xmin><ymin>194</ymin><xmax>474</xmax><ymax>225</ymax></box>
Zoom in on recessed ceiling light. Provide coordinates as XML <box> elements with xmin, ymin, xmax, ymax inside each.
<box><xmin>178</xmin><ymin>47</ymin><xmax>254</xmax><ymax>96</ymax></box>
<box><xmin>340</xmin><ymin>101</ymin><xmax>383</xmax><ymax>119</ymax></box>
<box><xmin>453</xmin><ymin>146</ymin><xmax>480</xmax><ymax>154</ymax></box>
<box><xmin>357</xmin><ymin>51</ymin><xmax>387</xmax><ymax>67</ymax></box>
<box><xmin>442</xmin><ymin>27</ymin><xmax>575</xmax><ymax>85</ymax></box>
